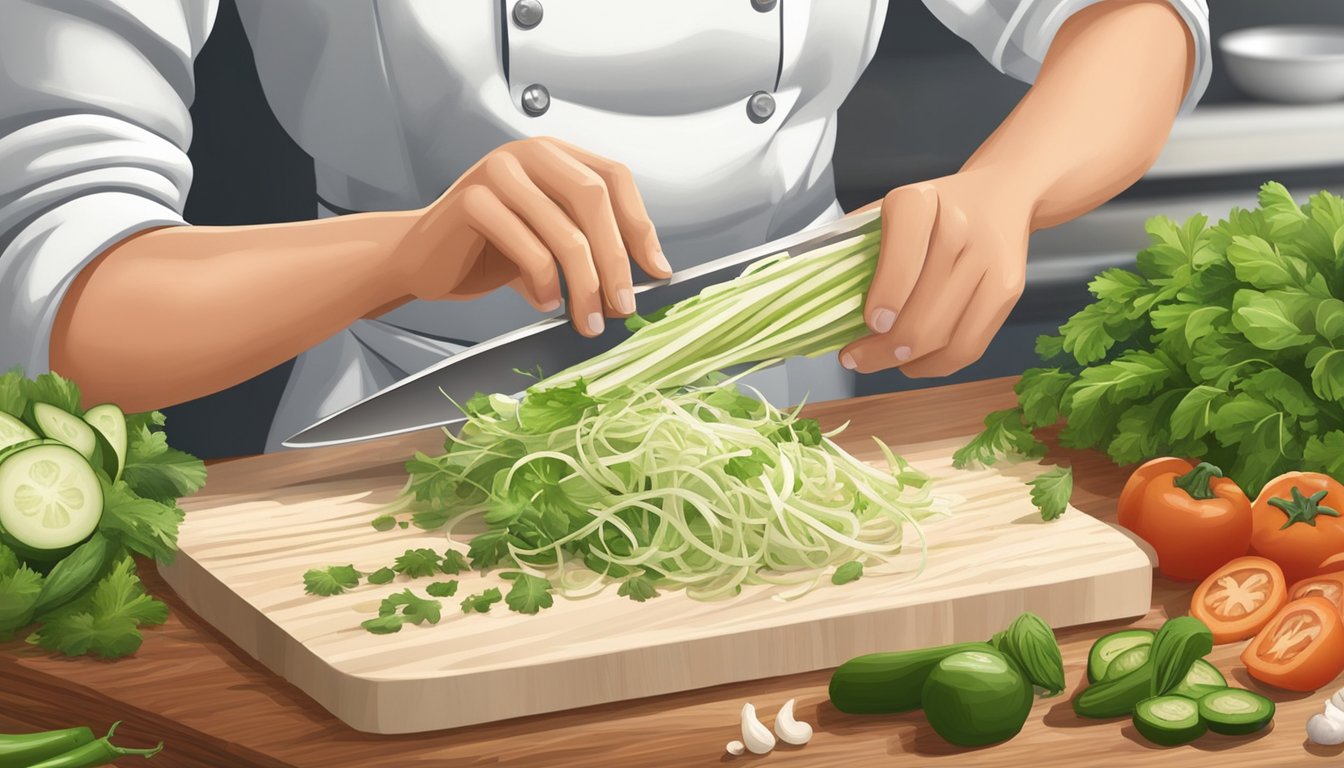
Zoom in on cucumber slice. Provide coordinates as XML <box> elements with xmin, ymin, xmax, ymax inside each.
<box><xmin>1198</xmin><ymin>689</ymin><xmax>1275</xmax><ymax>736</ymax></box>
<box><xmin>1134</xmin><ymin>695</ymin><xmax>1207</xmax><ymax>746</ymax></box>
<box><xmin>0</xmin><ymin>443</ymin><xmax>103</xmax><ymax>555</ymax></box>
<box><xmin>1172</xmin><ymin>659</ymin><xmax>1227</xmax><ymax>699</ymax></box>
<box><xmin>0</xmin><ymin>412</ymin><xmax>38</xmax><ymax>453</ymax></box>
<box><xmin>1103</xmin><ymin>644</ymin><xmax>1151</xmax><ymax>681</ymax></box>
<box><xmin>83</xmin><ymin>404</ymin><xmax>127</xmax><ymax>480</ymax></box>
<box><xmin>31</xmin><ymin>403</ymin><xmax>97</xmax><ymax>460</ymax></box>
<box><xmin>1087</xmin><ymin>629</ymin><xmax>1155</xmax><ymax>683</ymax></box>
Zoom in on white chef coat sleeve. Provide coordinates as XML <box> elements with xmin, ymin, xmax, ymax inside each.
<box><xmin>0</xmin><ymin>1</ymin><xmax>217</xmax><ymax>376</ymax></box>
<box><xmin>921</xmin><ymin>0</ymin><xmax>1211</xmax><ymax>114</ymax></box>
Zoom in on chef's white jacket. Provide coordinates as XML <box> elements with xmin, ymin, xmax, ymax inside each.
<box><xmin>0</xmin><ymin>0</ymin><xmax>1211</xmax><ymax>451</ymax></box>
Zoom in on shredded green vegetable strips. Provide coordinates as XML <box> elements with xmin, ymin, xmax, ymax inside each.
<box><xmin>542</xmin><ymin>217</ymin><xmax>883</xmax><ymax>395</ymax></box>
<box><xmin>390</xmin><ymin>378</ymin><xmax>936</xmax><ymax>603</ymax></box>
<box><xmin>375</xmin><ymin>212</ymin><xmax>946</xmax><ymax>611</ymax></box>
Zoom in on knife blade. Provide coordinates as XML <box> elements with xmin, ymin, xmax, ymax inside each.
<box><xmin>282</xmin><ymin>207</ymin><xmax>881</xmax><ymax>448</ymax></box>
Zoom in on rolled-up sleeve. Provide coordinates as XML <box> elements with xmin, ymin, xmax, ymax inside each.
<box><xmin>922</xmin><ymin>0</ymin><xmax>1211</xmax><ymax>114</ymax></box>
<box><xmin>0</xmin><ymin>1</ymin><xmax>216</xmax><ymax>376</ymax></box>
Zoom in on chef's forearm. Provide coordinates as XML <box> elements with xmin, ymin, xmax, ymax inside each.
<box><xmin>50</xmin><ymin>214</ymin><xmax>416</xmax><ymax>412</ymax></box>
<box><xmin>960</xmin><ymin>0</ymin><xmax>1195</xmax><ymax>230</ymax></box>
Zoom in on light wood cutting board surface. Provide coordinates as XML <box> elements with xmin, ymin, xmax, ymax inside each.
<box><xmin>160</xmin><ymin>410</ymin><xmax>1153</xmax><ymax>734</ymax></box>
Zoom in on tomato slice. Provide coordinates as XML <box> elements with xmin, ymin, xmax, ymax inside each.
<box><xmin>1242</xmin><ymin>596</ymin><xmax>1344</xmax><ymax>692</ymax></box>
<box><xmin>1191</xmin><ymin>556</ymin><xmax>1288</xmax><ymax>644</ymax></box>
<box><xmin>1321</xmin><ymin>552</ymin><xmax>1344</xmax><ymax>575</ymax></box>
<box><xmin>1291</xmin><ymin>574</ymin><xmax>1344</xmax><ymax>619</ymax></box>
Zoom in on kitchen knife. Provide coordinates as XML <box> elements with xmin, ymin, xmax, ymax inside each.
<box><xmin>282</xmin><ymin>207</ymin><xmax>881</xmax><ymax>448</ymax></box>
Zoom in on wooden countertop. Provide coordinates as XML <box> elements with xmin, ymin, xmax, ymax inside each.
<box><xmin>0</xmin><ymin>377</ymin><xmax>1339</xmax><ymax>767</ymax></box>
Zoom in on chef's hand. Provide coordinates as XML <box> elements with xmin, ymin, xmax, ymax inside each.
<box><xmin>392</xmin><ymin>136</ymin><xmax>670</xmax><ymax>337</ymax></box>
<box><xmin>839</xmin><ymin>169</ymin><xmax>1032</xmax><ymax>377</ymax></box>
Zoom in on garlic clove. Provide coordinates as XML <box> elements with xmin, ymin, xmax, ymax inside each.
<box><xmin>1326</xmin><ymin>699</ymin><xmax>1344</xmax><ymax>725</ymax></box>
<box><xmin>725</xmin><ymin>740</ymin><xmax>745</xmax><ymax>756</ymax></box>
<box><xmin>773</xmin><ymin>697</ymin><xmax>814</xmax><ymax>746</ymax></box>
<box><xmin>1308</xmin><ymin>713</ymin><xmax>1344</xmax><ymax>746</ymax></box>
<box><xmin>740</xmin><ymin>703</ymin><xmax>777</xmax><ymax>755</ymax></box>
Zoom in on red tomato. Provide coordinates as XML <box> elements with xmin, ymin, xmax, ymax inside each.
<box><xmin>1128</xmin><ymin>462</ymin><xmax>1252</xmax><ymax>581</ymax></box>
<box><xmin>1192</xmin><ymin>556</ymin><xmax>1289</xmax><ymax>644</ymax></box>
<box><xmin>1242</xmin><ymin>596</ymin><xmax>1344</xmax><ymax>692</ymax></box>
<box><xmin>1117</xmin><ymin>457</ymin><xmax>1194</xmax><ymax>533</ymax></box>
<box><xmin>1251</xmin><ymin>472</ymin><xmax>1344</xmax><ymax>584</ymax></box>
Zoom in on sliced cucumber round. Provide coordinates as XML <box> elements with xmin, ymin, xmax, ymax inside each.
<box><xmin>31</xmin><ymin>403</ymin><xmax>97</xmax><ymax>460</ymax></box>
<box><xmin>0</xmin><ymin>443</ymin><xmax>102</xmax><ymax>556</ymax></box>
<box><xmin>1198</xmin><ymin>688</ymin><xmax>1275</xmax><ymax>736</ymax></box>
<box><xmin>1087</xmin><ymin>629</ymin><xmax>1154</xmax><ymax>683</ymax></box>
<box><xmin>83</xmin><ymin>404</ymin><xmax>127</xmax><ymax>481</ymax></box>
<box><xmin>1103</xmin><ymin>644</ymin><xmax>1151</xmax><ymax>681</ymax></box>
<box><xmin>0</xmin><ymin>412</ymin><xmax>38</xmax><ymax>454</ymax></box>
<box><xmin>1134</xmin><ymin>695</ymin><xmax>1207</xmax><ymax>746</ymax></box>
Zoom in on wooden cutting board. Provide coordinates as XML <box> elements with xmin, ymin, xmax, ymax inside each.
<box><xmin>158</xmin><ymin>418</ymin><xmax>1153</xmax><ymax>735</ymax></box>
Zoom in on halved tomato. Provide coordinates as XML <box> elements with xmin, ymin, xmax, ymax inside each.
<box><xmin>1242</xmin><ymin>596</ymin><xmax>1344</xmax><ymax>692</ymax></box>
<box><xmin>1191</xmin><ymin>556</ymin><xmax>1288</xmax><ymax>644</ymax></box>
<box><xmin>1291</xmin><ymin>574</ymin><xmax>1344</xmax><ymax>619</ymax></box>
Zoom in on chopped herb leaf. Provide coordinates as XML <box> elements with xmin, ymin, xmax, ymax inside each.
<box><xmin>303</xmin><ymin>565</ymin><xmax>361</xmax><ymax>596</ymax></box>
<box><xmin>831</xmin><ymin>561</ymin><xmax>863</xmax><ymax>585</ymax></box>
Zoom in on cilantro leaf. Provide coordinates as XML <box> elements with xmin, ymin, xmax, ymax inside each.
<box><xmin>460</xmin><ymin>588</ymin><xmax>503</xmax><ymax>614</ymax></box>
<box><xmin>517</xmin><ymin>381</ymin><xmax>599</xmax><ymax>433</ymax></box>
<box><xmin>23</xmin><ymin>372</ymin><xmax>82</xmax><ymax>414</ymax></box>
<box><xmin>98</xmin><ymin>480</ymin><xmax>184</xmax><ymax>564</ymax></box>
<box><xmin>503</xmin><ymin>573</ymin><xmax>554</xmax><ymax>615</ymax></box>
<box><xmin>303</xmin><ymin>565</ymin><xmax>361</xmax><ymax>596</ymax></box>
<box><xmin>392</xmin><ymin>548</ymin><xmax>442</xmax><ymax>579</ymax></box>
<box><xmin>426</xmin><ymin>581</ymin><xmax>459</xmax><ymax>598</ymax></box>
<box><xmin>361</xmin><ymin>615</ymin><xmax>403</xmax><ymax>635</ymax></box>
<box><xmin>725</xmin><ymin>448</ymin><xmax>774</xmax><ymax>481</ymax></box>
<box><xmin>31</xmin><ymin>557</ymin><xmax>166</xmax><ymax>659</ymax></box>
<box><xmin>0</xmin><ymin>368</ymin><xmax>27</xmax><ymax>419</ymax></box>
<box><xmin>378</xmin><ymin>589</ymin><xmax>442</xmax><ymax>625</ymax></box>
<box><xmin>439</xmin><ymin>550</ymin><xmax>470</xmax><ymax>575</ymax></box>
<box><xmin>122</xmin><ymin>416</ymin><xmax>207</xmax><ymax>504</ymax></box>
<box><xmin>952</xmin><ymin>408</ymin><xmax>1044</xmax><ymax>469</ymax></box>
<box><xmin>831</xmin><ymin>561</ymin><xmax>863</xmax><ymax>585</ymax></box>
<box><xmin>1016</xmin><ymin>368</ymin><xmax>1074</xmax><ymax>428</ymax></box>
<box><xmin>617</xmin><ymin>574</ymin><xmax>660</xmax><ymax>603</ymax></box>
<box><xmin>0</xmin><ymin>564</ymin><xmax>43</xmax><ymax>634</ymax></box>
<box><xmin>467</xmin><ymin>530</ymin><xmax>521</xmax><ymax>571</ymax></box>
<box><xmin>367</xmin><ymin>567</ymin><xmax>396</xmax><ymax>585</ymax></box>
<box><xmin>1028</xmin><ymin>467</ymin><xmax>1073</xmax><ymax>522</ymax></box>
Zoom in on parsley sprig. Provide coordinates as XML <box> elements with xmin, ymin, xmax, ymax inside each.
<box><xmin>957</xmin><ymin>182</ymin><xmax>1344</xmax><ymax>497</ymax></box>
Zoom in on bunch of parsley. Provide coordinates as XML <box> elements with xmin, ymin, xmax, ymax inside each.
<box><xmin>0</xmin><ymin>370</ymin><xmax>206</xmax><ymax>658</ymax></box>
<box><xmin>956</xmin><ymin>182</ymin><xmax>1344</xmax><ymax>497</ymax></box>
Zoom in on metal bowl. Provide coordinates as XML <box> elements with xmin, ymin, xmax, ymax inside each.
<box><xmin>1219</xmin><ymin>26</ymin><xmax>1344</xmax><ymax>104</ymax></box>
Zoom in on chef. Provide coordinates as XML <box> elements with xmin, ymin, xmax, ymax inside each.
<box><xmin>0</xmin><ymin>0</ymin><xmax>1210</xmax><ymax>453</ymax></box>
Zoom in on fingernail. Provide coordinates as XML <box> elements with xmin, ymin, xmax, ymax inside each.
<box><xmin>840</xmin><ymin>353</ymin><xmax>857</xmax><ymax>370</ymax></box>
<box><xmin>894</xmin><ymin>345</ymin><xmax>912</xmax><ymax>362</ymax></box>
<box><xmin>652</xmin><ymin>250</ymin><xmax>672</xmax><ymax>275</ymax></box>
<box><xmin>616</xmin><ymin>288</ymin><xmax>636</xmax><ymax>315</ymax></box>
<box><xmin>587</xmin><ymin>312</ymin><xmax>605</xmax><ymax>335</ymax></box>
<box><xmin>871</xmin><ymin>308</ymin><xmax>896</xmax><ymax>334</ymax></box>
<box><xmin>540</xmin><ymin>299</ymin><xmax>561</xmax><ymax>312</ymax></box>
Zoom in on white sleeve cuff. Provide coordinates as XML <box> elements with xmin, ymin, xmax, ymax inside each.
<box><xmin>1003</xmin><ymin>0</ymin><xmax>1212</xmax><ymax>115</ymax></box>
<box><xmin>0</xmin><ymin>192</ymin><xmax>186</xmax><ymax>376</ymax></box>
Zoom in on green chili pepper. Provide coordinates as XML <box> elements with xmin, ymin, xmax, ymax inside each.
<box><xmin>0</xmin><ymin>726</ymin><xmax>96</xmax><ymax>768</ymax></box>
<box><xmin>26</xmin><ymin>722</ymin><xmax>162</xmax><ymax>768</ymax></box>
